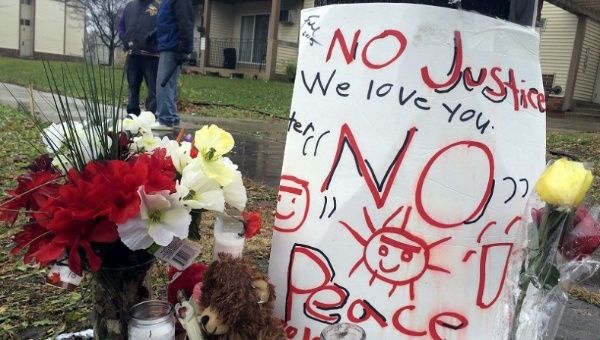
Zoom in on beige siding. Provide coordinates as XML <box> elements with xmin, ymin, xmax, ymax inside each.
<box><xmin>573</xmin><ymin>19</ymin><xmax>600</xmax><ymax>101</ymax></box>
<box><xmin>64</xmin><ymin>5</ymin><xmax>85</xmax><ymax>57</ymax></box>
<box><xmin>35</xmin><ymin>0</ymin><xmax>65</xmax><ymax>55</ymax></box>
<box><xmin>276</xmin><ymin>44</ymin><xmax>297</xmax><ymax>74</ymax></box>
<box><xmin>211</xmin><ymin>2</ymin><xmax>234</xmax><ymax>39</ymax></box>
<box><xmin>539</xmin><ymin>3</ymin><xmax>577</xmax><ymax>97</ymax></box>
<box><xmin>303</xmin><ymin>0</ymin><xmax>314</xmax><ymax>9</ymax></box>
<box><xmin>0</xmin><ymin>1</ymin><xmax>19</xmax><ymax>50</ymax></box>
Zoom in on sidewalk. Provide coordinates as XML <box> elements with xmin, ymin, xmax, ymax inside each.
<box><xmin>1</xmin><ymin>82</ymin><xmax>600</xmax><ymax>339</ymax></box>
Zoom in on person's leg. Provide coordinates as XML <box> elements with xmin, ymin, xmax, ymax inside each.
<box><xmin>126</xmin><ymin>54</ymin><xmax>143</xmax><ymax>116</ymax></box>
<box><xmin>142</xmin><ymin>56</ymin><xmax>159</xmax><ymax>113</ymax></box>
<box><xmin>156</xmin><ymin>51</ymin><xmax>181</xmax><ymax>126</ymax></box>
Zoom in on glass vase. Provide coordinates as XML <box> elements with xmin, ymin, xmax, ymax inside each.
<box><xmin>91</xmin><ymin>242</ymin><xmax>155</xmax><ymax>340</ymax></box>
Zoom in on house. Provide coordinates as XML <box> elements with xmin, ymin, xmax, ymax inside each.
<box><xmin>195</xmin><ymin>0</ymin><xmax>314</xmax><ymax>80</ymax></box>
<box><xmin>539</xmin><ymin>0</ymin><xmax>600</xmax><ymax>112</ymax></box>
<box><xmin>0</xmin><ymin>0</ymin><xmax>85</xmax><ymax>61</ymax></box>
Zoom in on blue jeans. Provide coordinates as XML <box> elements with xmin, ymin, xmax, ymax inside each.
<box><xmin>156</xmin><ymin>51</ymin><xmax>181</xmax><ymax>126</ymax></box>
<box><xmin>126</xmin><ymin>54</ymin><xmax>159</xmax><ymax>115</ymax></box>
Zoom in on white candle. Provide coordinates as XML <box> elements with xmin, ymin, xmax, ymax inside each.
<box><xmin>128</xmin><ymin>300</ymin><xmax>175</xmax><ymax>340</ymax></box>
<box><xmin>213</xmin><ymin>214</ymin><xmax>245</xmax><ymax>260</ymax></box>
<box><xmin>129</xmin><ymin>323</ymin><xmax>174</xmax><ymax>340</ymax></box>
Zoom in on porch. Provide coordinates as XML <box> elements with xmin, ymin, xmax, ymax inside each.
<box><xmin>197</xmin><ymin>0</ymin><xmax>303</xmax><ymax>80</ymax></box>
<box><xmin>544</xmin><ymin>0</ymin><xmax>600</xmax><ymax>113</ymax></box>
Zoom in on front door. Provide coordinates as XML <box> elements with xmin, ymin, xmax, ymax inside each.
<box><xmin>239</xmin><ymin>15</ymin><xmax>269</xmax><ymax>64</ymax></box>
<box><xmin>19</xmin><ymin>0</ymin><xmax>34</xmax><ymax>57</ymax></box>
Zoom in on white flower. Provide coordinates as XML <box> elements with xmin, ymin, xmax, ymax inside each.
<box><xmin>122</xmin><ymin>111</ymin><xmax>156</xmax><ymax>135</ymax></box>
<box><xmin>162</xmin><ymin>139</ymin><xmax>193</xmax><ymax>173</ymax></box>
<box><xmin>223</xmin><ymin>170</ymin><xmax>247</xmax><ymax>211</ymax></box>
<box><xmin>51</xmin><ymin>154</ymin><xmax>73</xmax><ymax>174</ymax></box>
<box><xmin>42</xmin><ymin>121</ymin><xmax>84</xmax><ymax>154</ymax></box>
<box><xmin>75</xmin><ymin>128</ymin><xmax>113</xmax><ymax>162</ymax></box>
<box><xmin>117</xmin><ymin>187</ymin><xmax>192</xmax><ymax>250</ymax></box>
<box><xmin>131</xmin><ymin>132</ymin><xmax>161</xmax><ymax>152</ymax></box>
<box><xmin>179</xmin><ymin>163</ymin><xmax>225</xmax><ymax>212</ymax></box>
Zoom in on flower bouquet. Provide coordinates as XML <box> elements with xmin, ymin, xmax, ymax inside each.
<box><xmin>0</xmin><ymin>99</ymin><xmax>250</xmax><ymax>338</ymax></box>
<box><xmin>511</xmin><ymin>158</ymin><xmax>600</xmax><ymax>339</ymax></box>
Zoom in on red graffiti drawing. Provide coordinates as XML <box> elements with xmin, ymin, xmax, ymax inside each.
<box><xmin>429</xmin><ymin>312</ymin><xmax>469</xmax><ymax>340</ymax></box>
<box><xmin>392</xmin><ymin>305</ymin><xmax>427</xmax><ymax>336</ymax></box>
<box><xmin>415</xmin><ymin>141</ymin><xmax>495</xmax><ymax>228</ymax></box>
<box><xmin>340</xmin><ymin>206</ymin><xmax>451</xmax><ymax>299</ymax></box>
<box><xmin>274</xmin><ymin>175</ymin><xmax>310</xmax><ymax>233</ymax></box>
<box><xmin>321</xmin><ymin>124</ymin><xmax>417</xmax><ymax>208</ymax></box>
<box><xmin>285</xmin><ymin>244</ymin><xmax>349</xmax><ymax>324</ymax></box>
<box><xmin>476</xmin><ymin>243</ymin><xmax>514</xmax><ymax>309</ymax></box>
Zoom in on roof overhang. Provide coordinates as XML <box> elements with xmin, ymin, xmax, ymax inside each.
<box><xmin>546</xmin><ymin>0</ymin><xmax>600</xmax><ymax>22</ymax></box>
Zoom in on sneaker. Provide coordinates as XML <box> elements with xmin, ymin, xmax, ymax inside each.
<box><xmin>151</xmin><ymin>121</ymin><xmax>174</xmax><ymax>131</ymax></box>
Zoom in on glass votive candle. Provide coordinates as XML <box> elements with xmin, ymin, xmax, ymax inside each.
<box><xmin>213</xmin><ymin>213</ymin><xmax>245</xmax><ymax>260</ymax></box>
<box><xmin>320</xmin><ymin>323</ymin><xmax>366</xmax><ymax>340</ymax></box>
<box><xmin>128</xmin><ymin>300</ymin><xmax>175</xmax><ymax>340</ymax></box>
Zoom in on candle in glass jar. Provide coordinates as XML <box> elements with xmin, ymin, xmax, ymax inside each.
<box><xmin>128</xmin><ymin>300</ymin><xmax>175</xmax><ymax>340</ymax></box>
<box><xmin>320</xmin><ymin>323</ymin><xmax>366</xmax><ymax>340</ymax></box>
<box><xmin>213</xmin><ymin>214</ymin><xmax>245</xmax><ymax>260</ymax></box>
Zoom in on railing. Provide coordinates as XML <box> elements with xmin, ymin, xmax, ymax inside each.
<box><xmin>207</xmin><ymin>38</ymin><xmax>267</xmax><ymax>71</ymax></box>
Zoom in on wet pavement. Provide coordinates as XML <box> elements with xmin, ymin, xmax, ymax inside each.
<box><xmin>1</xmin><ymin>83</ymin><xmax>600</xmax><ymax>339</ymax></box>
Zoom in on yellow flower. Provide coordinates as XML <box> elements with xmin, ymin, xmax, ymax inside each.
<box><xmin>535</xmin><ymin>158</ymin><xmax>593</xmax><ymax>207</ymax></box>
<box><xmin>194</xmin><ymin>125</ymin><xmax>234</xmax><ymax>161</ymax></box>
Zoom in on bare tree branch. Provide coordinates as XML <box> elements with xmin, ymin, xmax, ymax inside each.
<box><xmin>57</xmin><ymin>0</ymin><xmax>127</xmax><ymax>65</ymax></box>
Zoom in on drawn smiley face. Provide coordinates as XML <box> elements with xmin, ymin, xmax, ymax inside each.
<box><xmin>363</xmin><ymin>228</ymin><xmax>429</xmax><ymax>285</ymax></box>
<box><xmin>274</xmin><ymin>175</ymin><xmax>310</xmax><ymax>233</ymax></box>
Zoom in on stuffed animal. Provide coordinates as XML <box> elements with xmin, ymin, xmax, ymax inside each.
<box><xmin>195</xmin><ymin>253</ymin><xmax>286</xmax><ymax>340</ymax></box>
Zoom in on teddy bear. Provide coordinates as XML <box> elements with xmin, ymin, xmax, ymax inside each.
<box><xmin>191</xmin><ymin>253</ymin><xmax>285</xmax><ymax>340</ymax></box>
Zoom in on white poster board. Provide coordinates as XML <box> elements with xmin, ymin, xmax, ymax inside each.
<box><xmin>268</xmin><ymin>4</ymin><xmax>546</xmax><ymax>339</ymax></box>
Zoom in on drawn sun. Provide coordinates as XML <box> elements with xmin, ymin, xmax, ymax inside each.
<box><xmin>339</xmin><ymin>206</ymin><xmax>451</xmax><ymax>299</ymax></box>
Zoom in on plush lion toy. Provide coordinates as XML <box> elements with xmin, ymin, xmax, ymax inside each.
<box><xmin>197</xmin><ymin>254</ymin><xmax>285</xmax><ymax>340</ymax></box>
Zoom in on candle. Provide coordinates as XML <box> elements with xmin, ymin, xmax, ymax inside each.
<box><xmin>129</xmin><ymin>300</ymin><xmax>175</xmax><ymax>340</ymax></box>
<box><xmin>213</xmin><ymin>214</ymin><xmax>245</xmax><ymax>260</ymax></box>
<box><xmin>320</xmin><ymin>323</ymin><xmax>366</xmax><ymax>340</ymax></box>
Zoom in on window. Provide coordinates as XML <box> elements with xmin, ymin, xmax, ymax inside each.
<box><xmin>20</xmin><ymin>19</ymin><xmax>31</xmax><ymax>26</ymax></box>
<box><xmin>239</xmin><ymin>15</ymin><xmax>269</xmax><ymax>64</ymax></box>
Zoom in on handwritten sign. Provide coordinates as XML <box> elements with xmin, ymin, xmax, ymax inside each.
<box><xmin>268</xmin><ymin>4</ymin><xmax>546</xmax><ymax>339</ymax></box>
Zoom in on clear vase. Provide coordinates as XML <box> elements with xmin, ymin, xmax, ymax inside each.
<box><xmin>91</xmin><ymin>242</ymin><xmax>155</xmax><ymax>340</ymax></box>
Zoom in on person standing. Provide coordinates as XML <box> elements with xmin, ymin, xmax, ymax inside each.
<box><xmin>155</xmin><ymin>0</ymin><xmax>194</xmax><ymax>129</ymax></box>
<box><xmin>118</xmin><ymin>0</ymin><xmax>161</xmax><ymax>116</ymax></box>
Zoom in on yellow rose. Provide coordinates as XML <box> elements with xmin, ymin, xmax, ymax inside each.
<box><xmin>535</xmin><ymin>158</ymin><xmax>593</xmax><ymax>207</ymax></box>
<box><xmin>194</xmin><ymin>125</ymin><xmax>234</xmax><ymax>161</ymax></box>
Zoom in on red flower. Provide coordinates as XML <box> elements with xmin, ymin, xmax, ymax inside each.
<box><xmin>561</xmin><ymin>205</ymin><xmax>600</xmax><ymax>260</ymax></box>
<box><xmin>11</xmin><ymin>223</ymin><xmax>54</xmax><ymax>263</ymax></box>
<box><xmin>0</xmin><ymin>170</ymin><xmax>61</xmax><ymax>225</ymax></box>
<box><xmin>167</xmin><ymin>263</ymin><xmax>208</xmax><ymax>306</ymax></box>
<box><xmin>242</xmin><ymin>211</ymin><xmax>261</xmax><ymax>239</ymax></box>
<box><xmin>9</xmin><ymin>149</ymin><xmax>178</xmax><ymax>274</ymax></box>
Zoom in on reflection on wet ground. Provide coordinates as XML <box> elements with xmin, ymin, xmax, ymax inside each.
<box><xmin>160</xmin><ymin>116</ymin><xmax>288</xmax><ymax>188</ymax></box>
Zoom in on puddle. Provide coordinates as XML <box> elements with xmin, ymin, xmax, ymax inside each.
<box><xmin>159</xmin><ymin>117</ymin><xmax>288</xmax><ymax>188</ymax></box>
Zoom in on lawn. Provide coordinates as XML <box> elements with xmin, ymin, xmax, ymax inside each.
<box><xmin>0</xmin><ymin>56</ymin><xmax>294</xmax><ymax>119</ymax></box>
<box><xmin>0</xmin><ymin>103</ymin><xmax>599</xmax><ymax>338</ymax></box>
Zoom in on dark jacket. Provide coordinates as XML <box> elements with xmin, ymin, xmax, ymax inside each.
<box><xmin>118</xmin><ymin>0</ymin><xmax>160</xmax><ymax>55</ymax></box>
<box><xmin>157</xmin><ymin>0</ymin><xmax>194</xmax><ymax>53</ymax></box>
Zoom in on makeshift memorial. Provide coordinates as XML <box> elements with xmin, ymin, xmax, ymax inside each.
<box><xmin>179</xmin><ymin>253</ymin><xmax>286</xmax><ymax>340</ymax></box>
<box><xmin>269</xmin><ymin>3</ymin><xmax>546</xmax><ymax>339</ymax></box>
<box><xmin>511</xmin><ymin>158</ymin><xmax>600</xmax><ymax>339</ymax></box>
<box><xmin>0</xmin><ymin>65</ymin><xmax>251</xmax><ymax>339</ymax></box>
